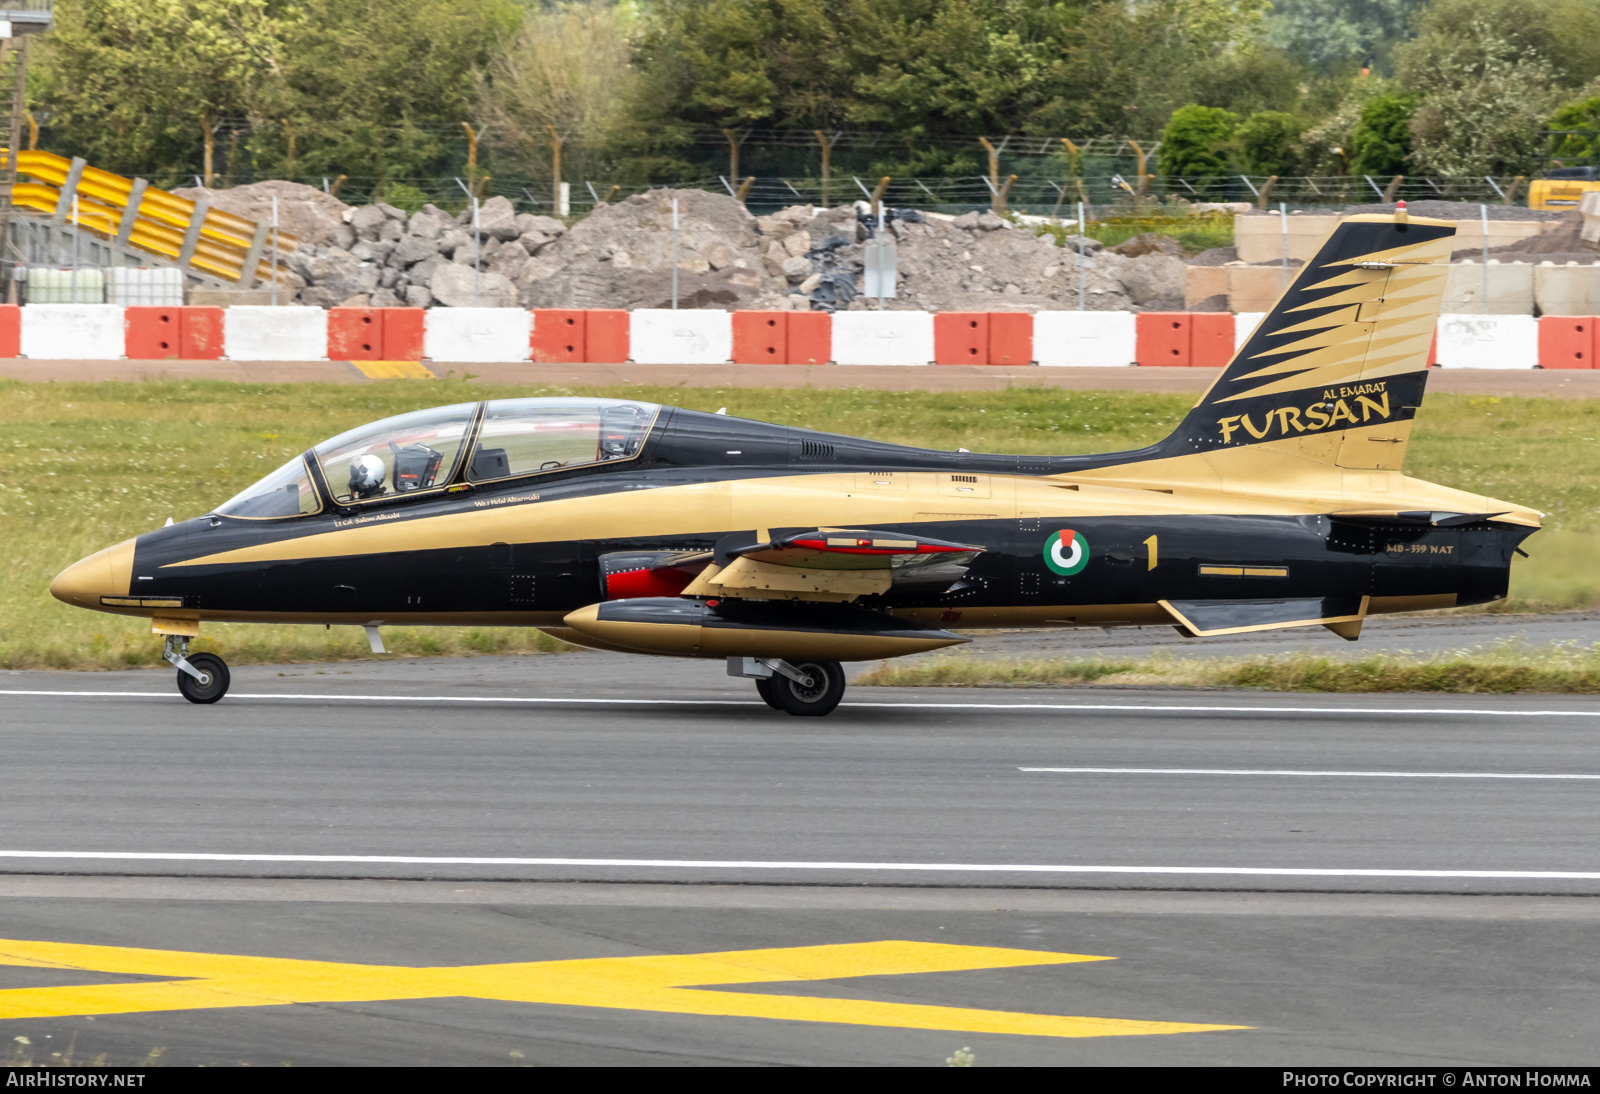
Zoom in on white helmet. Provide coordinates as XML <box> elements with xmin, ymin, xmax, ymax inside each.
<box><xmin>348</xmin><ymin>453</ymin><xmax>386</xmax><ymax>496</ymax></box>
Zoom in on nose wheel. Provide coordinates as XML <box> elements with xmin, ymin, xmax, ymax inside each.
<box><xmin>164</xmin><ymin>636</ymin><xmax>231</xmax><ymax>704</ymax></box>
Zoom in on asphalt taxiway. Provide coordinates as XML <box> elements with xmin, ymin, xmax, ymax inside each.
<box><xmin>1</xmin><ymin>651</ymin><xmax>1597</xmax><ymax>1065</ymax></box>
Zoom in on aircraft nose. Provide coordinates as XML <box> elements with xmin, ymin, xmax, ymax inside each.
<box><xmin>50</xmin><ymin>538</ymin><xmax>136</xmax><ymax>609</ymax></box>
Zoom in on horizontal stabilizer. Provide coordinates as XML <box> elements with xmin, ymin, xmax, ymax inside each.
<box><xmin>1160</xmin><ymin>596</ymin><xmax>1369</xmax><ymax>637</ymax></box>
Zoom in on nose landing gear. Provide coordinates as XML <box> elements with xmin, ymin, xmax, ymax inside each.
<box><xmin>730</xmin><ymin>656</ymin><xmax>846</xmax><ymax>717</ymax></box>
<box><xmin>164</xmin><ymin>635</ymin><xmax>231</xmax><ymax>704</ymax></box>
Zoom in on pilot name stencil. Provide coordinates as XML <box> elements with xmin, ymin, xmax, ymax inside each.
<box><xmin>472</xmin><ymin>494</ymin><xmax>541</xmax><ymax>508</ymax></box>
<box><xmin>332</xmin><ymin>511</ymin><xmax>404</xmax><ymax>530</ymax></box>
<box><xmin>1216</xmin><ymin>382</ymin><xmax>1393</xmax><ymax>446</ymax></box>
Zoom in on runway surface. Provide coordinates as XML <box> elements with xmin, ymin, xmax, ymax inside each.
<box><xmin>2</xmin><ymin>653</ymin><xmax>1598</xmax><ymax>1065</ymax></box>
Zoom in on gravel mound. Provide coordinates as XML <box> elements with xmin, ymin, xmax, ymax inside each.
<box><xmin>173</xmin><ymin>181</ymin><xmax>353</xmax><ymax>247</ymax></box>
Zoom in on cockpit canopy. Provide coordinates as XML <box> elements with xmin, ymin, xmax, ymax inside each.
<box><xmin>213</xmin><ymin>397</ymin><xmax>660</xmax><ymax>519</ymax></box>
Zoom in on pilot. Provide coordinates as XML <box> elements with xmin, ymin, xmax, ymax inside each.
<box><xmin>349</xmin><ymin>453</ymin><xmax>388</xmax><ymax>499</ymax></box>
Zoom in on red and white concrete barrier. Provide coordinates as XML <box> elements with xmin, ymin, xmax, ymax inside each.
<box><xmin>0</xmin><ymin>304</ymin><xmax>1564</xmax><ymax>368</ymax></box>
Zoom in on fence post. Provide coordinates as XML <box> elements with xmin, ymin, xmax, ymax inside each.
<box><xmin>1127</xmin><ymin>140</ymin><xmax>1149</xmax><ymax>205</ymax></box>
<box><xmin>1481</xmin><ymin>203</ymin><xmax>1489</xmax><ymax>315</ymax></box>
<box><xmin>814</xmin><ymin>130</ymin><xmax>834</xmax><ymax>209</ymax></box>
<box><xmin>869</xmin><ymin>175</ymin><xmax>891</xmax><ymax>217</ymax></box>
<box><xmin>271</xmin><ymin>195</ymin><xmax>279</xmax><ymax>306</ymax></box>
<box><xmin>979</xmin><ymin>137</ymin><xmax>999</xmax><ymax>206</ymax></box>
<box><xmin>1256</xmin><ymin>175</ymin><xmax>1278</xmax><ymax>210</ymax></box>
<box><xmin>1382</xmin><ymin>175</ymin><xmax>1405</xmax><ymax>203</ymax></box>
<box><xmin>995</xmin><ymin>174</ymin><xmax>1017</xmax><ymax>218</ymax></box>
<box><xmin>1279</xmin><ymin>201</ymin><xmax>1288</xmax><ymax>289</ymax></box>
<box><xmin>546</xmin><ymin>125</ymin><xmax>564</xmax><ymax>216</ymax></box>
<box><xmin>671</xmin><ymin>197</ymin><xmax>679</xmax><ymax>311</ymax></box>
<box><xmin>1077</xmin><ymin>200</ymin><xmax>1086</xmax><ymax>312</ymax></box>
<box><xmin>116</xmin><ymin>178</ymin><xmax>148</xmax><ymax>245</ymax></box>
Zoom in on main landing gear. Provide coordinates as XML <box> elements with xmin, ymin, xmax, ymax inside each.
<box><xmin>730</xmin><ymin>657</ymin><xmax>846</xmax><ymax>717</ymax></box>
<box><xmin>164</xmin><ymin>635</ymin><xmax>231</xmax><ymax>704</ymax></box>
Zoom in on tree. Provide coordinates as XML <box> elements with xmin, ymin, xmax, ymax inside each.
<box><xmin>1348</xmin><ymin>91</ymin><xmax>1417</xmax><ymax>176</ymax></box>
<box><xmin>1159</xmin><ymin>104</ymin><xmax>1239</xmax><ymax>178</ymax></box>
<box><xmin>34</xmin><ymin>0</ymin><xmax>299</xmax><ymax>180</ymax></box>
<box><xmin>1188</xmin><ymin>49</ymin><xmax>1307</xmax><ymax>118</ymax></box>
<box><xmin>1549</xmin><ymin>85</ymin><xmax>1600</xmax><ymax>164</ymax></box>
<box><xmin>1263</xmin><ymin>0</ymin><xmax>1428</xmax><ymax>74</ymax></box>
<box><xmin>476</xmin><ymin>1</ymin><xmax>638</xmax><ymax>182</ymax></box>
<box><xmin>1395</xmin><ymin>0</ymin><xmax>1562</xmax><ymax>176</ymax></box>
<box><xmin>34</xmin><ymin>0</ymin><xmax>518</xmax><ymax>186</ymax></box>
<box><xmin>257</xmin><ymin>0</ymin><xmax>519</xmax><ymax>182</ymax></box>
<box><xmin>1237</xmin><ymin>111</ymin><xmax>1303</xmax><ymax>175</ymax></box>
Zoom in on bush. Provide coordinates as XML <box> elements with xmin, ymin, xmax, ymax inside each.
<box><xmin>1159</xmin><ymin>104</ymin><xmax>1240</xmax><ymax>178</ymax></box>
<box><xmin>1237</xmin><ymin>111</ymin><xmax>1305</xmax><ymax>175</ymax></box>
<box><xmin>1349</xmin><ymin>91</ymin><xmax>1418</xmax><ymax>177</ymax></box>
<box><xmin>1548</xmin><ymin>88</ymin><xmax>1600</xmax><ymax>164</ymax></box>
<box><xmin>373</xmin><ymin>182</ymin><xmax>430</xmax><ymax>213</ymax></box>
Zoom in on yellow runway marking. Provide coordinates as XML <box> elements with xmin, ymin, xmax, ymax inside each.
<box><xmin>349</xmin><ymin>360</ymin><xmax>434</xmax><ymax>379</ymax></box>
<box><xmin>0</xmin><ymin>937</ymin><xmax>1245</xmax><ymax>1039</ymax></box>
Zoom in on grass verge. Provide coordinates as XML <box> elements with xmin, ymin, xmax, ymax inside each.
<box><xmin>3</xmin><ymin>380</ymin><xmax>1597</xmax><ymax>668</ymax></box>
<box><xmin>855</xmin><ymin>641</ymin><xmax>1600</xmax><ymax>694</ymax></box>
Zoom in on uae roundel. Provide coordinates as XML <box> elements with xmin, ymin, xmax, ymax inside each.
<box><xmin>1044</xmin><ymin>528</ymin><xmax>1089</xmax><ymax>576</ymax></box>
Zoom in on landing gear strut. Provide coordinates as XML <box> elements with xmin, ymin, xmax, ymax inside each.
<box><xmin>730</xmin><ymin>657</ymin><xmax>846</xmax><ymax>717</ymax></box>
<box><xmin>165</xmin><ymin>635</ymin><xmax>231</xmax><ymax>704</ymax></box>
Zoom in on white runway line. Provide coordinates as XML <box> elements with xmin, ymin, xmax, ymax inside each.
<box><xmin>5</xmin><ymin>689</ymin><xmax>1600</xmax><ymax>718</ymax></box>
<box><xmin>1020</xmin><ymin>767</ymin><xmax>1600</xmax><ymax>780</ymax></box>
<box><xmin>0</xmin><ymin>849</ymin><xmax>1597</xmax><ymax>880</ymax></box>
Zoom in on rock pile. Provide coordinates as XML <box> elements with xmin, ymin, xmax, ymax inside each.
<box><xmin>193</xmin><ymin>184</ymin><xmax>1187</xmax><ymax>311</ymax></box>
<box><xmin>173</xmin><ymin>180</ymin><xmax>354</xmax><ymax>248</ymax></box>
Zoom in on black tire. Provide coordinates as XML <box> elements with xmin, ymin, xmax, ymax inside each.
<box><xmin>766</xmin><ymin>659</ymin><xmax>845</xmax><ymax>717</ymax></box>
<box><xmin>754</xmin><ymin>675</ymin><xmax>782</xmax><ymax>710</ymax></box>
<box><xmin>176</xmin><ymin>653</ymin><xmax>230</xmax><ymax>704</ymax></box>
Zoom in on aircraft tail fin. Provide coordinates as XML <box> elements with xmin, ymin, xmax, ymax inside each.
<box><xmin>1151</xmin><ymin>210</ymin><xmax>1455</xmax><ymax>474</ymax></box>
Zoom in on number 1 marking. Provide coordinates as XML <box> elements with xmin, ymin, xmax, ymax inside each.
<box><xmin>1143</xmin><ymin>534</ymin><xmax>1159</xmax><ymax>571</ymax></box>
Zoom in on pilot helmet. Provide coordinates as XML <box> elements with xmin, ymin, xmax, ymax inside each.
<box><xmin>349</xmin><ymin>453</ymin><xmax>387</xmax><ymax>496</ymax></box>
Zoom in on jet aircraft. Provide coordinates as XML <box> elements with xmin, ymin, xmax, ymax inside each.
<box><xmin>51</xmin><ymin>209</ymin><xmax>1539</xmax><ymax>715</ymax></box>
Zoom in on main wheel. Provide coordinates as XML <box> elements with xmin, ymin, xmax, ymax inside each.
<box><xmin>176</xmin><ymin>652</ymin><xmax>230</xmax><ymax>705</ymax></box>
<box><xmin>754</xmin><ymin>675</ymin><xmax>782</xmax><ymax>710</ymax></box>
<box><xmin>765</xmin><ymin>659</ymin><xmax>845</xmax><ymax>717</ymax></box>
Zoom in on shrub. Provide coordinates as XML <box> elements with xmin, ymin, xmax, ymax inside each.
<box><xmin>1159</xmin><ymin>104</ymin><xmax>1240</xmax><ymax>178</ymax></box>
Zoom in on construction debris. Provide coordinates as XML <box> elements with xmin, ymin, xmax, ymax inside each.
<box><xmin>210</xmin><ymin>186</ymin><xmax>1187</xmax><ymax>311</ymax></box>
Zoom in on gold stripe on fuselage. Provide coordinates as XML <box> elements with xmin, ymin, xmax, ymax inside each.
<box><xmin>161</xmin><ymin>455</ymin><xmax>1538</xmax><ymax>572</ymax></box>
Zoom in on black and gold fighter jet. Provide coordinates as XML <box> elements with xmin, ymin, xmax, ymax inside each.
<box><xmin>51</xmin><ymin>209</ymin><xmax>1539</xmax><ymax>715</ymax></box>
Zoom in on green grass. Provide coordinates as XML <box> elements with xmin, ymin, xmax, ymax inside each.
<box><xmin>0</xmin><ymin>380</ymin><xmax>1594</xmax><ymax>669</ymax></box>
<box><xmin>1026</xmin><ymin>213</ymin><xmax>1235</xmax><ymax>254</ymax></box>
<box><xmin>856</xmin><ymin>641</ymin><xmax>1600</xmax><ymax>694</ymax></box>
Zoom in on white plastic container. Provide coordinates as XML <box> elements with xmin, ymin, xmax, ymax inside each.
<box><xmin>106</xmin><ymin>266</ymin><xmax>184</xmax><ymax>307</ymax></box>
<box><xmin>26</xmin><ymin>268</ymin><xmax>106</xmax><ymax>304</ymax></box>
